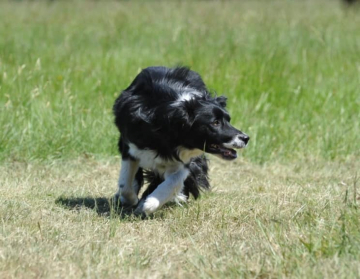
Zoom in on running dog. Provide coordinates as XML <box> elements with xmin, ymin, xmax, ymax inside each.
<box><xmin>113</xmin><ymin>66</ymin><xmax>249</xmax><ymax>216</ymax></box>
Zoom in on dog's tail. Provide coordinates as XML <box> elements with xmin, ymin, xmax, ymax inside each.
<box><xmin>141</xmin><ymin>156</ymin><xmax>210</xmax><ymax>200</ymax></box>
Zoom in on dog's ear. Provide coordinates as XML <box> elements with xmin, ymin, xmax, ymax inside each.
<box><xmin>165</xmin><ymin>99</ymin><xmax>198</xmax><ymax>130</ymax></box>
<box><xmin>182</xmin><ymin>99</ymin><xmax>199</xmax><ymax>124</ymax></box>
<box><xmin>158</xmin><ymin>99</ymin><xmax>199</xmax><ymax>134</ymax></box>
<box><xmin>215</xmin><ymin>96</ymin><xmax>227</xmax><ymax>108</ymax></box>
<box><xmin>126</xmin><ymin>69</ymin><xmax>153</xmax><ymax>93</ymax></box>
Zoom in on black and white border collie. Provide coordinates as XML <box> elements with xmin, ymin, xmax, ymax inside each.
<box><xmin>113</xmin><ymin>66</ymin><xmax>249</xmax><ymax>216</ymax></box>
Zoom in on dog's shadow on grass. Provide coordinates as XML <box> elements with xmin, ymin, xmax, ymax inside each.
<box><xmin>55</xmin><ymin>196</ymin><xmax>143</xmax><ymax>219</ymax></box>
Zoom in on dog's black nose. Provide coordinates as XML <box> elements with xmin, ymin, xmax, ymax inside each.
<box><xmin>238</xmin><ymin>133</ymin><xmax>250</xmax><ymax>144</ymax></box>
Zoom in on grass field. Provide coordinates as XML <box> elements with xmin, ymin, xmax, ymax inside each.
<box><xmin>0</xmin><ymin>0</ymin><xmax>360</xmax><ymax>278</ymax></box>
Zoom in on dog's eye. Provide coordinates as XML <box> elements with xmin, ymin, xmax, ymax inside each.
<box><xmin>212</xmin><ymin>120</ymin><xmax>220</xmax><ymax>126</ymax></box>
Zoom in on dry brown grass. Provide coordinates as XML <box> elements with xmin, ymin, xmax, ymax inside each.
<box><xmin>1</xmin><ymin>157</ymin><xmax>359</xmax><ymax>278</ymax></box>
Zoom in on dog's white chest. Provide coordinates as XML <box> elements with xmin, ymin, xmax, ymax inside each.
<box><xmin>128</xmin><ymin>143</ymin><xmax>179</xmax><ymax>174</ymax></box>
<box><xmin>128</xmin><ymin>143</ymin><xmax>203</xmax><ymax>175</ymax></box>
<box><xmin>128</xmin><ymin>143</ymin><xmax>156</xmax><ymax>168</ymax></box>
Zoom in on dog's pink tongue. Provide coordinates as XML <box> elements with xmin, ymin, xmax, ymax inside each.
<box><xmin>221</xmin><ymin>147</ymin><xmax>237</xmax><ymax>159</ymax></box>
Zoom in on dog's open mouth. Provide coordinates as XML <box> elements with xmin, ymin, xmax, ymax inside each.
<box><xmin>208</xmin><ymin>144</ymin><xmax>237</xmax><ymax>160</ymax></box>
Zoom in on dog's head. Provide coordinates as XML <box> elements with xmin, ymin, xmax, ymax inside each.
<box><xmin>180</xmin><ymin>96</ymin><xmax>249</xmax><ymax>160</ymax></box>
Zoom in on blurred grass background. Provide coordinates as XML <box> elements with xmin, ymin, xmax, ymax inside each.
<box><xmin>0</xmin><ymin>0</ymin><xmax>359</xmax><ymax>163</ymax></box>
<box><xmin>1</xmin><ymin>2</ymin><xmax>360</xmax><ymax>278</ymax></box>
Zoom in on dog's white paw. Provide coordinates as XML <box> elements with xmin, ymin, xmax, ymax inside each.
<box><xmin>143</xmin><ymin>197</ymin><xmax>160</xmax><ymax>214</ymax></box>
<box><xmin>134</xmin><ymin>197</ymin><xmax>160</xmax><ymax>216</ymax></box>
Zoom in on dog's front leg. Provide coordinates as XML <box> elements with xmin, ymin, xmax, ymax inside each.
<box><xmin>114</xmin><ymin>159</ymin><xmax>140</xmax><ymax>207</ymax></box>
<box><xmin>135</xmin><ymin>167</ymin><xmax>190</xmax><ymax>216</ymax></box>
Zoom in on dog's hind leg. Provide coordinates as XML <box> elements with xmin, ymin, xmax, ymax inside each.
<box><xmin>134</xmin><ymin>167</ymin><xmax>190</xmax><ymax>216</ymax></box>
<box><xmin>183</xmin><ymin>156</ymin><xmax>210</xmax><ymax>199</ymax></box>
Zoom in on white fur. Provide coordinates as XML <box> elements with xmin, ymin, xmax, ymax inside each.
<box><xmin>128</xmin><ymin>143</ymin><xmax>159</xmax><ymax>170</ymax></box>
<box><xmin>129</xmin><ymin>143</ymin><xmax>201</xmax><ymax>175</ymax></box>
<box><xmin>158</xmin><ymin>79</ymin><xmax>203</xmax><ymax>106</ymax></box>
<box><xmin>174</xmin><ymin>192</ymin><xmax>188</xmax><ymax>205</ymax></box>
<box><xmin>177</xmin><ymin>92</ymin><xmax>201</xmax><ymax>102</ymax></box>
<box><xmin>158</xmin><ymin>79</ymin><xmax>202</xmax><ymax>96</ymax></box>
<box><xmin>117</xmin><ymin>159</ymin><xmax>139</xmax><ymax>206</ymax></box>
<box><xmin>223</xmin><ymin>135</ymin><xmax>247</xmax><ymax>149</ymax></box>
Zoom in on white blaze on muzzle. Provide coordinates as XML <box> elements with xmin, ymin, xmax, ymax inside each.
<box><xmin>223</xmin><ymin>134</ymin><xmax>248</xmax><ymax>149</ymax></box>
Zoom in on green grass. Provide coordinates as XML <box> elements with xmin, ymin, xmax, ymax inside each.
<box><xmin>1</xmin><ymin>1</ymin><xmax>360</xmax><ymax>278</ymax></box>
<box><xmin>1</xmin><ymin>0</ymin><xmax>359</xmax><ymax>163</ymax></box>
